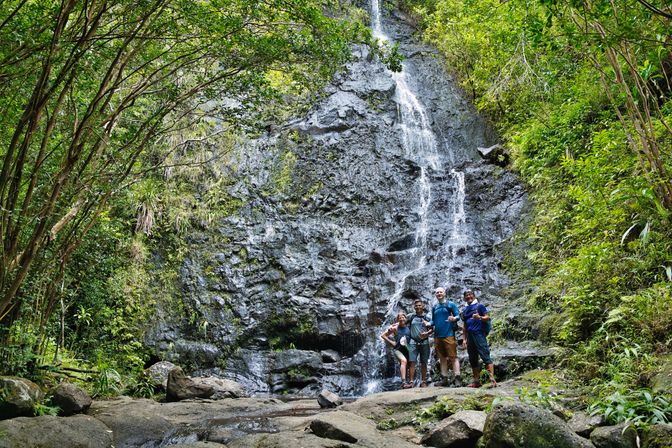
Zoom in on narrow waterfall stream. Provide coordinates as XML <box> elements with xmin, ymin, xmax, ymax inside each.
<box><xmin>363</xmin><ymin>0</ymin><xmax>470</xmax><ymax>393</ymax></box>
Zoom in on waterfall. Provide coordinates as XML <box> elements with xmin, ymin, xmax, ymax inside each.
<box><xmin>363</xmin><ymin>0</ymin><xmax>471</xmax><ymax>393</ymax></box>
<box><xmin>148</xmin><ymin>0</ymin><xmax>526</xmax><ymax>398</ymax></box>
<box><xmin>445</xmin><ymin>169</ymin><xmax>468</xmax><ymax>287</ymax></box>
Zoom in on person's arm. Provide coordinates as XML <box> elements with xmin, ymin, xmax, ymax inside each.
<box><xmin>461</xmin><ymin>311</ymin><xmax>468</xmax><ymax>348</ymax></box>
<box><xmin>421</xmin><ymin>316</ymin><xmax>434</xmax><ymax>337</ymax></box>
<box><xmin>420</xmin><ymin>327</ymin><xmax>434</xmax><ymax>339</ymax></box>
<box><xmin>380</xmin><ymin>324</ymin><xmax>397</xmax><ymax>347</ymax></box>
<box><xmin>449</xmin><ymin>303</ymin><xmax>460</xmax><ymax>322</ymax></box>
<box><xmin>478</xmin><ymin>304</ymin><xmax>490</xmax><ymax>321</ymax></box>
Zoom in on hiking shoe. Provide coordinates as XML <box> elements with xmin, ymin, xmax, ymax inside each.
<box><xmin>420</xmin><ymin>381</ymin><xmax>428</xmax><ymax>388</ymax></box>
<box><xmin>439</xmin><ymin>376</ymin><xmax>450</xmax><ymax>387</ymax></box>
<box><xmin>401</xmin><ymin>382</ymin><xmax>413</xmax><ymax>389</ymax></box>
<box><xmin>453</xmin><ymin>375</ymin><xmax>462</xmax><ymax>387</ymax></box>
<box><xmin>467</xmin><ymin>381</ymin><xmax>481</xmax><ymax>388</ymax></box>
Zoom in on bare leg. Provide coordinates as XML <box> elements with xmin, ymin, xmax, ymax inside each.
<box><xmin>408</xmin><ymin>362</ymin><xmax>416</xmax><ymax>384</ymax></box>
<box><xmin>399</xmin><ymin>359</ymin><xmax>407</xmax><ymax>382</ymax></box>
<box><xmin>421</xmin><ymin>363</ymin><xmax>428</xmax><ymax>383</ymax></box>
<box><xmin>452</xmin><ymin>358</ymin><xmax>461</xmax><ymax>376</ymax></box>
<box><xmin>472</xmin><ymin>366</ymin><xmax>481</xmax><ymax>383</ymax></box>
<box><xmin>439</xmin><ymin>356</ymin><xmax>449</xmax><ymax>377</ymax></box>
<box><xmin>486</xmin><ymin>363</ymin><xmax>496</xmax><ymax>386</ymax></box>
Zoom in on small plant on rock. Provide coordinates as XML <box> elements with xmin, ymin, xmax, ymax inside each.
<box><xmin>416</xmin><ymin>396</ymin><xmax>459</xmax><ymax>422</ymax></box>
<box><xmin>515</xmin><ymin>385</ymin><xmax>567</xmax><ymax>417</ymax></box>
<box><xmin>129</xmin><ymin>372</ymin><xmax>157</xmax><ymax>398</ymax></box>
<box><xmin>93</xmin><ymin>366</ymin><xmax>123</xmax><ymax>398</ymax></box>
<box><xmin>33</xmin><ymin>401</ymin><xmax>60</xmax><ymax>416</ymax></box>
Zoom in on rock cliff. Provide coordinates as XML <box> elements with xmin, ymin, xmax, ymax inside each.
<box><xmin>144</xmin><ymin>2</ymin><xmax>528</xmax><ymax>395</ymax></box>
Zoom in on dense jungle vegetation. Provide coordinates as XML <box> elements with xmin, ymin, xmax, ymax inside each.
<box><xmin>398</xmin><ymin>0</ymin><xmax>672</xmax><ymax>422</ymax></box>
<box><xmin>1</xmin><ymin>0</ymin><xmax>671</xmax><ymax>426</ymax></box>
<box><xmin>0</xmin><ymin>0</ymin><xmax>369</xmax><ymax>389</ymax></box>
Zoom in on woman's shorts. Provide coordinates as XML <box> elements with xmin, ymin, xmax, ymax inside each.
<box><xmin>435</xmin><ymin>336</ymin><xmax>457</xmax><ymax>359</ymax></box>
<box><xmin>408</xmin><ymin>341</ymin><xmax>430</xmax><ymax>364</ymax></box>
<box><xmin>467</xmin><ymin>332</ymin><xmax>492</xmax><ymax>367</ymax></box>
<box><xmin>393</xmin><ymin>348</ymin><xmax>408</xmax><ymax>362</ymax></box>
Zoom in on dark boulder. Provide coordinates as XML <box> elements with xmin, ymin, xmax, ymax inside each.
<box><xmin>482</xmin><ymin>401</ymin><xmax>594</xmax><ymax>448</ymax></box>
<box><xmin>0</xmin><ymin>376</ymin><xmax>43</xmax><ymax>419</ymax></box>
<box><xmin>317</xmin><ymin>389</ymin><xmax>342</xmax><ymax>408</ymax></box>
<box><xmin>0</xmin><ymin>414</ymin><xmax>113</xmax><ymax>448</ymax></box>
<box><xmin>590</xmin><ymin>424</ymin><xmax>638</xmax><ymax>448</ymax></box>
<box><xmin>477</xmin><ymin>144</ymin><xmax>509</xmax><ymax>166</ymax></box>
<box><xmin>50</xmin><ymin>382</ymin><xmax>92</xmax><ymax>416</ymax></box>
<box><xmin>145</xmin><ymin>360</ymin><xmax>177</xmax><ymax>390</ymax></box>
<box><xmin>321</xmin><ymin>349</ymin><xmax>341</xmax><ymax>363</ymax></box>
<box><xmin>421</xmin><ymin>410</ymin><xmax>487</xmax><ymax>448</ymax></box>
<box><xmin>192</xmin><ymin>376</ymin><xmax>245</xmax><ymax>399</ymax></box>
<box><xmin>166</xmin><ymin>367</ymin><xmax>214</xmax><ymax>401</ymax></box>
<box><xmin>567</xmin><ymin>410</ymin><xmax>606</xmax><ymax>437</ymax></box>
<box><xmin>642</xmin><ymin>423</ymin><xmax>672</xmax><ymax>448</ymax></box>
<box><xmin>309</xmin><ymin>419</ymin><xmax>358</xmax><ymax>443</ymax></box>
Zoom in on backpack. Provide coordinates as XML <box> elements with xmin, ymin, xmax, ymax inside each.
<box><xmin>483</xmin><ymin>317</ymin><xmax>492</xmax><ymax>336</ymax></box>
<box><xmin>477</xmin><ymin>304</ymin><xmax>492</xmax><ymax>336</ymax></box>
<box><xmin>432</xmin><ymin>303</ymin><xmax>459</xmax><ymax>333</ymax></box>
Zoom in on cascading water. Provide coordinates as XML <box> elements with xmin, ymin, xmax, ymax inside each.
<box><xmin>445</xmin><ymin>169</ymin><xmax>468</xmax><ymax>287</ymax></box>
<box><xmin>362</xmin><ymin>0</ymin><xmax>471</xmax><ymax>393</ymax></box>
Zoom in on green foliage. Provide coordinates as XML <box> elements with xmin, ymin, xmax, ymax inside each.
<box><xmin>266</xmin><ymin>309</ymin><xmax>317</xmax><ymax>350</ymax></box>
<box><xmin>376</xmin><ymin>416</ymin><xmax>412</xmax><ymax>430</ymax></box>
<box><xmin>415</xmin><ymin>394</ymin><xmax>494</xmax><ymax>424</ymax></box>
<box><xmin>402</xmin><ymin>0</ymin><xmax>672</xmax><ymax>426</ymax></box>
<box><xmin>0</xmin><ymin>0</ymin><xmax>366</xmax><ymax>381</ymax></box>
<box><xmin>588</xmin><ymin>389</ymin><xmax>672</xmax><ymax>429</ymax></box>
<box><xmin>128</xmin><ymin>372</ymin><xmax>158</xmax><ymax>399</ymax></box>
<box><xmin>515</xmin><ymin>385</ymin><xmax>563</xmax><ymax>413</ymax></box>
<box><xmin>92</xmin><ymin>366</ymin><xmax>124</xmax><ymax>398</ymax></box>
<box><xmin>33</xmin><ymin>402</ymin><xmax>60</xmax><ymax>417</ymax></box>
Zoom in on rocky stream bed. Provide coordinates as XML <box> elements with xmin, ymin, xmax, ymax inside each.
<box><xmin>2</xmin><ymin>373</ymin><xmax>671</xmax><ymax>448</ymax></box>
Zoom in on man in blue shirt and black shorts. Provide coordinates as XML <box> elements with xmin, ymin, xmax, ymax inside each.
<box><xmin>461</xmin><ymin>290</ymin><xmax>496</xmax><ymax>388</ymax></box>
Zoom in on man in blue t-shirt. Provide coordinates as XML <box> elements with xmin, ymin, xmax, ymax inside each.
<box><xmin>461</xmin><ymin>290</ymin><xmax>496</xmax><ymax>388</ymax></box>
<box><xmin>429</xmin><ymin>287</ymin><xmax>461</xmax><ymax>386</ymax></box>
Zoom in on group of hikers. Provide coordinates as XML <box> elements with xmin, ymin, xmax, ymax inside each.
<box><xmin>380</xmin><ymin>288</ymin><xmax>496</xmax><ymax>389</ymax></box>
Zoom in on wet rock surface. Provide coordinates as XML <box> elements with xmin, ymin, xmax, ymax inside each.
<box><xmin>0</xmin><ymin>378</ymin><xmax>606</xmax><ymax>447</ymax></box>
<box><xmin>143</xmin><ymin>1</ymin><xmax>531</xmax><ymax>396</ymax></box>
<box><xmin>0</xmin><ymin>414</ymin><xmax>113</xmax><ymax>448</ymax></box>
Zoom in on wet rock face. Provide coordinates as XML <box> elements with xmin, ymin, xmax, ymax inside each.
<box><xmin>145</xmin><ymin>4</ymin><xmax>527</xmax><ymax>395</ymax></box>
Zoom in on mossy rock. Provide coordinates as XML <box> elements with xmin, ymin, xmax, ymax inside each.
<box><xmin>482</xmin><ymin>401</ymin><xmax>593</xmax><ymax>448</ymax></box>
<box><xmin>643</xmin><ymin>423</ymin><xmax>672</xmax><ymax>448</ymax></box>
<box><xmin>537</xmin><ymin>313</ymin><xmax>565</xmax><ymax>343</ymax></box>
<box><xmin>651</xmin><ymin>354</ymin><xmax>672</xmax><ymax>394</ymax></box>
